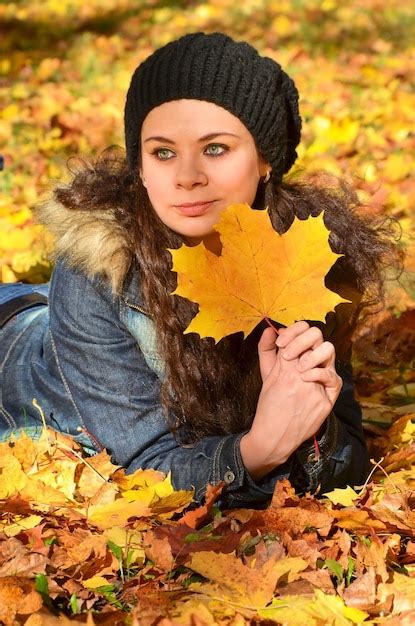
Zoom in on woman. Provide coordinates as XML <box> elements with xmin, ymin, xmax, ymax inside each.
<box><xmin>0</xmin><ymin>33</ymin><xmax>398</xmax><ymax>508</ymax></box>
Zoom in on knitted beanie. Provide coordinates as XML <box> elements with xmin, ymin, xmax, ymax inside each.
<box><xmin>124</xmin><ymin>32</ymin><xmax>302</xmax><ymax>184</ymax></box>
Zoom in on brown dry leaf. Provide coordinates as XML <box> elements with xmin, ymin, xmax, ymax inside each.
<box><xmin>24</xmin><ymin>610</ymin><xmax>97</xmax><ymax>625</ymax></box>
<box><xmin>0</xmin><ymin>577</ymin><xmax>43</xmax><ymax>626</ymax></box>
<box><xmin>300</xmin><ymin>568</ymin><xmax>335</xmax><ymax>594</ymax></box>
<box><xmin>179</xmin><ymin>482</ymin><xmax>225</xmax><ymax>529</ymax></box>
<box><xmin>353</xmin><ymin>534</ymin><xmax>399</xmax><ymax>583</ymax></box>
<box><xmin>144</xmin><ymin>529</ymin><xmax>175</xmax><ymax>571</ymax></box>
<box><xmin>0</xmin><ymin>537</ymin><xmax>48</xmax><ymax>576</ymax></box>
<box><xmin>341</xmin><ymin>568</ymin><xmax>377</xmax><ymax>610</ymax></box>
<box><xmin>261</xmin><ymin>501</ymin><xmax>333</xmax><ymax>538</ymax></box>
<box><xmin>169</xmin><ymin>205</ymin><xmax>345</xmax><ymax>343</ymax></box>
<box><xmin>377</xmin><ymin>572</ymin><xmax>415</xmax><ymax>615</ymax></box>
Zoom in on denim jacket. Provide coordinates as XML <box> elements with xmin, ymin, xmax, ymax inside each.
<box><xmin>0</xmin><ymin>201</ymin><xmax>369</xmax><ymax>508</ymax></box>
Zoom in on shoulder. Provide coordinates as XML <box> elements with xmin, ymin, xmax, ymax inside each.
<box><xmin>49</xmin><ymin>259</ymin><xmax>120</xmax><ymax>315</ymax></box>
<box><xmin>33</xmin><ymin>196</ymin><xmax>133</xmax><ymax>295</ymax></box>
<box><xmin>50</xmin><ymin>257</ymin><xmax>149</xmax><ymax>320</ymax></box>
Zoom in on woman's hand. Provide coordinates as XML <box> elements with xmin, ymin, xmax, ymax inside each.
<box><xmin>240</xmin><ymin>321</ymin><xmax>343</xmax><ymax>480</ymax></box>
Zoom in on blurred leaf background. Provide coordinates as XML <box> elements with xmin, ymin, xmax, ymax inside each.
<box><xmin>0</xmin><ymin>0</ymin><xmax>414</xmax><ymax>286</ymax></box>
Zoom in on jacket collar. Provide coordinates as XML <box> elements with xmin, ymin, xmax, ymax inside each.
<box><xmin>120</xmin><ymin>259</ymin><xmax>150</xmax><ymax>314</ymax></box>
<box><xmin>34</xmin><ymin>197</ymin><xmax>145</xmax><ymax>307</ymax></box>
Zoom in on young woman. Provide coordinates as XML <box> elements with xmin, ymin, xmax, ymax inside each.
<box><xmin>0</xmin><ymin>32</ymin><xmax>399</xmax><ymax>508</ymax></box>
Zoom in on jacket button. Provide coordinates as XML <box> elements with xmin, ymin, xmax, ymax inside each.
<box><xmin>224</xmin><ymin>470</ymin><xmax>235</xmax><ymax>484</ymax></box>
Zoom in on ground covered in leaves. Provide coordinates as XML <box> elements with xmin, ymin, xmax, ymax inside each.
<box><xmin>1</xmin><ymin>0</ymin><xmax>415</xmax><ymax>624</ymax></box>
<box><xmin>1</xmin><ymin>418</ymin><xmax>415</xmax><ymax>625</ymax></box>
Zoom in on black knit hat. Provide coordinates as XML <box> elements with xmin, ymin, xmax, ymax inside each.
<box><xmin>124</xmin><ymin>32</ymin><xmax>302</xmax><ymax>184</ymax></box>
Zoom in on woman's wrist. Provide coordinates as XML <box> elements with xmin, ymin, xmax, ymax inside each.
<box><xmin>239</xmin><ymin>431</ymin><xmax>289</xmax><ymax>481</ymax></box>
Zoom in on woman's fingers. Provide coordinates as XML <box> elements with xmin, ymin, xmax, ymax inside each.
<box><xmin>280</xmin><ymin>325</ymin><xmax>324</xmax><ymax>360</ymax></box>
<box><xmin>258</xmin><ymin>326</ymin><xmax>279</xmax><ymax>381</ymax></box>
<box><xmin>299</xmin><ymin>365</ymin><xmax>342</xmax><ymax>392</ymax></box>
<box><xmin>275</xmin><ymin>321</ymin><xmax>310</xmax><ymax>348</ymax></box>
<box><xmin>297</xmin><ymin>341</ymin><xmax>336</xmax><ymax>371</ymax></box>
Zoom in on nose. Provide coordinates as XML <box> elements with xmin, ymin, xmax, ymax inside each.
<box><xmin>175</xmin><ymin>157</ymin><xmax>207</xmax><ymax>190</ymax></box>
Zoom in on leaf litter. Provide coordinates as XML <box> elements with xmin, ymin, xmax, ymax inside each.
<box><xmin>0</xmin><ymin>415</ymin><xmax>415</xmax><ymax>625</ymax></box>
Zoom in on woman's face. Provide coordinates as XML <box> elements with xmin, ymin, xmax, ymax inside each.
<box><xmin>140</xmin><ymin>99</ymin><xmax>269</xmax><ymax>252</ymax></box>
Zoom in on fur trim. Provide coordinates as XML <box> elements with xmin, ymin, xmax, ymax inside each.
<box><xmin>33</xmin><ymin>199</ymin><xmax>133</xmax><ymax>294</ymax></box>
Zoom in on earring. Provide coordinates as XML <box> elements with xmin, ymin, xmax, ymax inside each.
<box><xmin>263</xmin><ymin>170</ymin><xmax>271</xmax><ymax>184</ymax></box>
<box><xmin>141</xmin><ymin>178</ymin><xmax>147</xmax><ymax>188</ymax></box>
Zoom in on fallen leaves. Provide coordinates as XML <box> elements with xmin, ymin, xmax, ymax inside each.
<box><xmin>188</xmin><ymin>551</ymin><xmax>308</xmax><ymax>608</ymax></box>
<box><xmin>0</xmin><ymin>420</ymin><xmax>415</xmax><ymax>623</ymax></box>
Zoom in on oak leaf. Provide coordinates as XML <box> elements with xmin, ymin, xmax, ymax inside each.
<box><xmin>169</xmin><ymin>204</ymin><xmax>346</xmax><ymax>343</ymax></box>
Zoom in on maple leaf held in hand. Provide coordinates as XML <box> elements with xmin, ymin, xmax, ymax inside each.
<box><xmin>168</xmin><ymin>203</ymin><xmax>347</xmax><ymax>343</ymax></box>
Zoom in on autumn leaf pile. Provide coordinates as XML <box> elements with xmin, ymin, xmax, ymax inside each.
<box><xmin>0</xmin><ymin>416</ymin><xmax>415</xmax><ymax>625</ymax></box>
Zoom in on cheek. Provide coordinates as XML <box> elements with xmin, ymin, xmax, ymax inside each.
<box><xmin>216</xmin><ymin>155</ymin><xmax>260</xmax><ymax>197</ymax></box>
<box><xmin>142</xmin><ymin>161</ymin><xmax>172</xmax><ymax>202</ymax></box>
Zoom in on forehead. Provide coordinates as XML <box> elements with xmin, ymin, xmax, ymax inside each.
<box><xmin>141</xmin><ymin>99</ymin><xmax>249</xmax><ymax>138</ymax></box>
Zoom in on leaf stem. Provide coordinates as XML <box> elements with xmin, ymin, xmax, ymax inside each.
<box><xmin>264</xmin><ymin>316</ymin><xmax>280</xmax><ymax>333</ymax></box>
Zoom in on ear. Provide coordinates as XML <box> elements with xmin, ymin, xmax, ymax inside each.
<box><xmin>259</xmin><ymin>156</ymin><xmax>271</xmax><ymax>178</ymax></box>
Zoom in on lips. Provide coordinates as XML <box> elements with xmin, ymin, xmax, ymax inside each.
<box><xmin>175</xmin><ymin>200</ymin><xmax>216</xmax><ymax>216</ymax></box>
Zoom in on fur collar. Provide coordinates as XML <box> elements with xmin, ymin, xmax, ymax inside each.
<box><xmin>34</xmin><ymin>199</ymin><xmax>133</xmax><ymax>296</ymax></box>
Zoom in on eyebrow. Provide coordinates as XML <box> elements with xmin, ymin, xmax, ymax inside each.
<box><xmin>143</xmin><ymin>132</ymin><xmax>240</xmax><ymax>144</ymax></box>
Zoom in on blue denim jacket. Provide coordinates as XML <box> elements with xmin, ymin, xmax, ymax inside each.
<box><xmin>0</xmin><ymin>258</ymin><xmax>369</xmax><ymax>508</ymax></box>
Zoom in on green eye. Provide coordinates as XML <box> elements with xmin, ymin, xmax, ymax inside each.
<box><xmin>205</xmin><ymin>144</ymin><xmax>226</xmax><ymax>156</ymax></box>
<box><xmin>156</xmin><ymin>148</ymin><xmax>174</xmax><ymax>160</ymax></box>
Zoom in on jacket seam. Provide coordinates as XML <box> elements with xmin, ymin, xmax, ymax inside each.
<box><xmin>0</xmin><ymin>320</ymin><xmax>27</xmax><ymax>373</ymax></box>
<box><xmin>212</xmin><ymin>437</ymin><xmax>226</xmax><ymax>484</ymax></box>
<box><xmin>48</xmin><ymin>327</ymin><xmax>98</xmax><ymax>452</ymax></box>
<box><xmin>0</xmin><ymin>407</ymin><xmax>16</xmax><ymax>429</ymax></box>
<box><xmin>0</xmin><ymin>320</ymin><xmax>32</xmax><ymax>428</ymax></box>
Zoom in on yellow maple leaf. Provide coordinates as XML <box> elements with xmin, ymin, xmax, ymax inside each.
<box><xmin>188</xmin><ymin>552</ymin><xmax>307</xmax><ymax>608</ymax></box>
<box><xmin>82</xmin><ymin>576</ymin><xmax>110</xmax><ymax>589</ymax></box>
<box><xmin>169</xmin><ymin>204</ymin><xmax>346</xmax><ymax>343</ymax></box>
<box><xmin>323</xmin><ymin>485</ymin><xmax>360</xmax><ymax>507</ymax></box>
<box><xmin>258</xmin><ymin>589</ymin><xmax>369</xmax><ymax>625</ymax></box>
<box><xmin>0</xmin><ymin>452</ymin><xmax>28</xmax><ymax>499</ymax></box>
<box><xmin>88</xmin><ymin>471</ymin><xmax>193</xmax><ymax>529</ymax></box>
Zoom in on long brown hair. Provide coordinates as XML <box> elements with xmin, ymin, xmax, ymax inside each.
<box><xmin>54</xmin><ymin>150</ymin><xmax>403</xmax><ymax>443</ymax></box>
